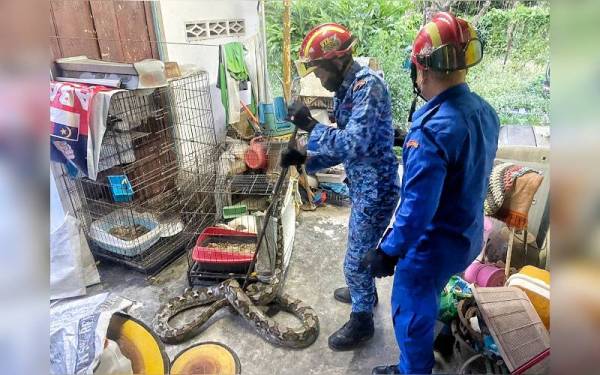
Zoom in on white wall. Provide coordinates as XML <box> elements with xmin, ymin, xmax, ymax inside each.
<box><xmin>158</xmin><ymin>0</ymin><xmax>261</xmax><ymax>137</ymax></box>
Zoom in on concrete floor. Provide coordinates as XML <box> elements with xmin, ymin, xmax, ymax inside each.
<box><xmin>93</xmin><ymin>205</ymin><xmax>457</xmax><ymax>374</ymax></box>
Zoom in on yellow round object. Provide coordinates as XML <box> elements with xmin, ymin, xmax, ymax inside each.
<box><xmin>171</xmin><ymin>342</ymin><xmax>241</xmax><ymax>375</ymax></box>
<box><xmin>106</xmin><ymin>313</ymin><xmax>169</xmax><ymax>374</ymax></box>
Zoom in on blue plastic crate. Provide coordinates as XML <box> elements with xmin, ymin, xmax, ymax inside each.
<box><xmin>107</xmin><ymin>175</ymin><xmax>134</xmax><ymax>202</ymax></box>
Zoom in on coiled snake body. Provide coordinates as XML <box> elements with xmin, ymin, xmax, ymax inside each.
<box><xmin>153</xmin><ymin>219</ymin><xmax>319</xmax><ymax>349</ymax></box>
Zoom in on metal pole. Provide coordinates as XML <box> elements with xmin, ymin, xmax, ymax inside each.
<box><xmin>259</xmin><ymin>0</ymin><xmax>272</xmax><ymax>102</ymax></box>
<box><xmin>150</xmin><ymin>1</ymin><xmax>169</xmax><ymax>61</ymax></box>
<box><xmin>282</xmin><ymin>0</ymin><xmax>292</xmax><ymax>102</ymax></box>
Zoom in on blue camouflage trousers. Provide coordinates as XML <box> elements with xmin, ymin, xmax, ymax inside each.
<box><xmin>345</xmin><ymin>197</ymin><xmax>399</xmax><ymax>313</ymax></box>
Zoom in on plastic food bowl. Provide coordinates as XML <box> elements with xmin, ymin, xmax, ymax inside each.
<box><xmin>107</xmin><ymin>175</ymin><xmax>134</xmax><ymax>202</ymax></box>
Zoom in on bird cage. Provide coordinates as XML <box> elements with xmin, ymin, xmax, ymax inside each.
<box><xmin>57</xmin><ymin>71</ymin><xmax>295</xmax><ymax>281</ymax></box>
<box><xmin>57</xmin><ymin>72</ymin><xmax>220</xmax><ymax>275</ymax></box>
<box><xmin>185</xmin><ymin>99</ymin><xmax>296</xmax><ymax>286</ymax></box>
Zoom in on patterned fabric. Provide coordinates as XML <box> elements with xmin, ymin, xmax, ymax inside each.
<box><xmin>50</xmin><ymin>81</ymin><xmax>112</xmax><ymax>179</ymax></box>
<box><xmin>484</xmin><ymin>162</ymin><xmax>538</xmax><ymax>216</ymax></box>
<box><xmin>345</xmin><ymin>200</ymin><xmax>398</xmax><ymax>312</ymax></box>
<box><xmin>305</xmin><ymin>61</ymin><xmax>401</xmax><ymax>313</ymax></box>
<box><xmin>305</xmin><ymin>62</ymin><xmax>400</xmax><ymax>201</ymax></box>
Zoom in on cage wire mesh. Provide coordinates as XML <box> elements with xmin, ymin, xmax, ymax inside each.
<box><xmin>186</xmin><ymin>94</ymin><xmax>295</xmax><ymax>286</ymax></box>
<box><xmin>57</xmin><ymin>70</ymin><xmax>292</xmax><ymax>280</ymax></box>
<box><xmin>57</xmin><ymin>72</ymin><xmax>215</xmax><ymax>274</ymax></box>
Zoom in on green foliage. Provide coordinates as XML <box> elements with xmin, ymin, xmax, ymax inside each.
<box><xmin>476</xmin><ymin>4</ymin><xmax>550</xmax><ymax>65</ymax></box>
<box><xmin>265</xmin><ymin>0</ymin><xmax>550</xmax><ymax>126</ymax></box>
<box><xmin>468</xmin><ymin>59</ymin><xmax>550</xmax><ymax>125</ymax></box>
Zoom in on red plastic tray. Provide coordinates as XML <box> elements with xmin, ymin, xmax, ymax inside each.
<box><xmin>191</xmin><ymin>227</ymin><xmax>257</xmax><ymax>264</ymax></box>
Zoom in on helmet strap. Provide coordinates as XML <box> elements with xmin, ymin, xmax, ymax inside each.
<box><xmin>408</xmin><ymin>62</ymin><xmax>426</xmax><ymax>124</ymax></box>
<box><xmin>408</xmin><ymin>62</ymin><xmax>427</xmax><ymax>125</ymax></box>
<box><xmin>410</xmin><ymin>62</ymin><xmax>425</xmax><ymax>100</ymax></box>
<box><xmin>407</xmin><ymin>94</ymin><xmax>417</xmax><ymax>124</ymax></box>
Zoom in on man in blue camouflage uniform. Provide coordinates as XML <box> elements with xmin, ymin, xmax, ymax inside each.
<box><xmin>281</xmin><ymin>23</ymin><xmax>400</xmax><ymax>351</ymax></box>
<box><xmin>362</xmin><ymin>13</ymin><xmax>500</xmax><ymax>374</ymax></box>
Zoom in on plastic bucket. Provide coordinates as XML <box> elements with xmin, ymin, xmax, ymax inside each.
<box><xmin>244</xmin><ymin>137</ymin><xmax>268</xmax><ymax>170</ymax></box>
<box><xmin>464</xmin><ymin>261</ymin><xmax>505</xmax><ymax>287</ymax></box>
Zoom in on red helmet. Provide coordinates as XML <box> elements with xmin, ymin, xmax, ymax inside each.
<box><xmin>296</xmin><ymin>23</ymin><xmax>356</xmax><ymax>77</ymax></box>
<box><xmin>411</xmin><ymin>12</ymin><xmax>483</xmax><ymax>72</ymax></box>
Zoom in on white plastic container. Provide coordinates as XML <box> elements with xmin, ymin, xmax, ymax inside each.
<box><xmin>89</xmin><ymin>209</ymin><xmax>161</xmax><ymax>256</ymax></box>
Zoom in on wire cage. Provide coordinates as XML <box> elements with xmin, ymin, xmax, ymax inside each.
<box><xmin>186</xmin><ymin>178</ymin><xmax>296</xmax><ymax>286</ymax></box>
<box><xmin>185</xmin><ymin>100</ymin><xmax>296</xmax><ymax>286</ymax></box>
<box><xmin>56</xmin><ymin>70</ymin><xmax>296</xmax><ymax>280</ymax></box>
<box><xmin>57</xmin><ymin>72</ymin><xmax>220</xmax><ymax>275</ymax></box>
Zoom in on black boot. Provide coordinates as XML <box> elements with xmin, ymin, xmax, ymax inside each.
<box><xmin>371</xmin><ymin>365</ymin><xmax>400</xmax><ymax>375</ymax></box>
<box><xmin>328</xmin><ymin>312</ymin><xmax>374</xmax><ymax>351</ymax></box>
<box><xmin>333</xmin><ymin>287</ymin><xmax>379</xmax><ymax>306</ymax></box>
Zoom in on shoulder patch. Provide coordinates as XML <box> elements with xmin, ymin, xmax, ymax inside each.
<box><xmin>353</xmin><ymin>79</ymin><xmax>367</xmax><ymax>92</ymax></box>
<box><xmin>406</xmin><ymin>140</ymin><xmax>419</xmax><ymax>149</ymax></box>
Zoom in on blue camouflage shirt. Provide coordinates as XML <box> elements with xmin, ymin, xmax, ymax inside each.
<box><xmin>381</xmin><ymin>83</ymin><xmax>500</xmax><ymax>274</ymax></box>
<box><xmin>305</xmin><ymin>61</ymin><xmax>400</xmax><ymax>205</ymax></box>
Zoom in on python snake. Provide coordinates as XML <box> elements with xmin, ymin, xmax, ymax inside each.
<box><xmin>153</xmin><ymin>217</ymin><xmax>319</xmax><ymax>349</ymax></box>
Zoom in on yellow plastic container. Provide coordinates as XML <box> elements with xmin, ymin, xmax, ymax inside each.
<box><xmin>506</xmin><ymin>265</ymin><xmax>550</xmax><ymax>329</ymax></box>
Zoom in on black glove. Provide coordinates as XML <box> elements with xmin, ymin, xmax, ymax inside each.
<box><xmin>280</xmin><ymin>147</ymin><xmax>306</xmax><ymax>168</ymax></box>
<box><xmin>361</xmin><ymin>247</ymin><xmax>398</xmax><ymax>278</ymax></box>
<box><xmin>287</xmin><ymin>101</ymin><xmax>317</xmax><ymax>132</ymax></box>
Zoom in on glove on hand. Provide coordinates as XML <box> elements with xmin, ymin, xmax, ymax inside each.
<box><xmin>280</xmin><ymin>147</ymin><xmax>307</xmax><ymax>168</ymax></box>
<box><xmin>287</xmin><ymin>101</ymin><xmax>317</xmax><ymax>132</ymax></box>
<box><xmin>361</xmin><ymin>247</ymin><xmax>398</xmax><ymax>278</ymax></box>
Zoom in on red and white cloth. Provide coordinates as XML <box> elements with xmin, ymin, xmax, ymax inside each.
<box><xmin>50</xmin><ymin>81</ymin><xmax>123</xmax><ymax>180</ymax></box>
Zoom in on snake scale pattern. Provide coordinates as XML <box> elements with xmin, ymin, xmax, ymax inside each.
<box><xmin>153</xmin><ymin>212</ymin><xmax>320</xmax><ymax>349</ymax></box>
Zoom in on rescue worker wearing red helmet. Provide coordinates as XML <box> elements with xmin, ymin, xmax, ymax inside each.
<box><xmin>281</xmin><ymin>23</ymin><xmax>401</xmax><ymax>351</ymax></box>
<box><xmin>361</xmin><ymin>12</ymin><xmax>500</xmax><ymax>374</ymax></box>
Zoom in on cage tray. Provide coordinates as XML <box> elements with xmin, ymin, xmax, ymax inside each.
<box><xmin>89</xmin><ymin>209</ymin><xmax>161</xmax><ymax>257</ymax></box>
<box><xmin>91</xmin><ymin>234</ymin><xmax>189</xmax><ymax>275</ymax></box>
<box><xmin>191</xmin><ymin>227</ymin><xmax>257</xmax><ymax>273</ymax></box>
<box><xmin>187</xmin><ymin>264</ymin><xmax>247</xmax><ymax>287</ymax></box>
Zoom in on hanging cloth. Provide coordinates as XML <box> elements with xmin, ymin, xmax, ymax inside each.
<box><xmin>49</xmin><ymin>81</ymin><xmax>123</xmax><ymax>180</ymax></box>
<box><xmin>224</xmin><ymin>42</ymin><xmax>249</xmax><ymax>81</ymax></box>
<box><xmin>243</xmin><ymin>35</ymin><xmax>264</xmax><ymax>113</ymax></box>
<box><xmin>218</xmin><ymin>42</ymin><xmax>254</xmax><ymax>125</ymax></box>
<box><xmin>218</xmin><ymin>45</ymin><xmax>231</xmax><ymax>124</ymax></box>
